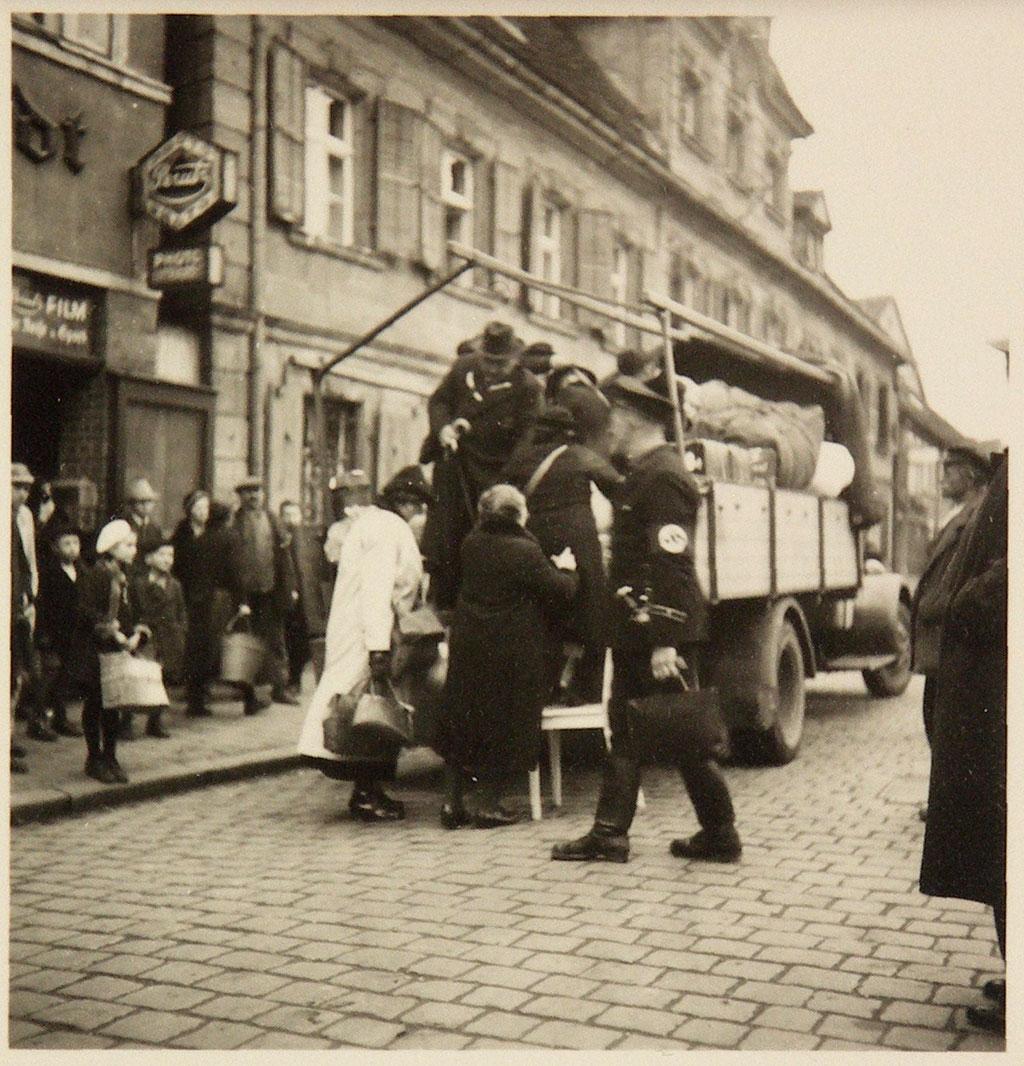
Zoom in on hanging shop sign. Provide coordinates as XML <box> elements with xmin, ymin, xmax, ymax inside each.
<box><xmin>133</xmin><ymin>131</ymin><xmax>238</xmax><ymax>232</ymax></box>
<box><xmin>12</xmin><ymin>271</ymin><xmax>99</xmax><ymax>361</ymax></box>
<box><xmin>148</xmin><ymin>245</ymin><xmax>225</xmax><ymax>290</ymax></box>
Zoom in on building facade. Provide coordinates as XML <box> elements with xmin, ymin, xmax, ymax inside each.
<box><xmin>12</xmin><ymin>13</ymin><xmax>218</xmax><ymax>532</ymax></box>
<box><xmin>13</xmin><ymin>14</ymin><xmax>940</xmax><ymax>565</ymax></box>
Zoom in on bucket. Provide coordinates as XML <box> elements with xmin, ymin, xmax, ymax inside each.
<box><xmin>220</xmin><ymin>613</ymin><xmax>265</xmax><ymax>686</ymax></box>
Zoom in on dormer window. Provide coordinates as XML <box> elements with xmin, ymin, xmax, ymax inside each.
<box><xmin>677</xmin><ymin>67</ymin><xmax>705</xmax><ymax>146</ymax></box>
<box><xmin>792</xmin><ymin>191</ymin><xmax>832</xmax><ymax>273</ymax></box>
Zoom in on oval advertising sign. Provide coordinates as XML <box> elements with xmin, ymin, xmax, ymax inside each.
<box><xmin>134</xmin><ymin>131</ymin><xmax>237</xmax><ymax>232</ymax></box>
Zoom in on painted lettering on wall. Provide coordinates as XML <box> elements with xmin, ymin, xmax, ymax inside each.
<box><xmin>14</xmin><ymin>84</ymin><xmax>87</xmax><ymax>172</ymax></box>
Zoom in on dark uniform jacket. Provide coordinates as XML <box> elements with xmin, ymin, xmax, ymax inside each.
<box><xmin>609</xmin><ymin>443</ymin><xmax>707</xmax><ymax>650</ymax></box>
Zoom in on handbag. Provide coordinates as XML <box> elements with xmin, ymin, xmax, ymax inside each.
<box><xmin>625</xmin><ymin>677</ymin><xmax>728</xmax><ymax>766</ymax></box>
<box><xmin>397</xmin><ymin>603</ymin><xmax>446</xmax><ymax>641</ymax></box>
<box><xmin>99</xmin><ymin>650</ymin><xmax>169</xmax><ymax>710</ymax></box>
<box><xmin>322</xmin><ymin>681</ymin><xmax>398</xmax><ymax>760</ymax></box>
<box><xmin>351</xmin><ymin>677</ymin><xmax>414</xmax><ymax>747</ymax></box>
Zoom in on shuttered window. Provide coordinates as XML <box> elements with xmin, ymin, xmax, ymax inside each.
<box><xmin>610</xmin><ymin>243</ymin><xmax>629</xmax><ymax>348</ymax></box>
<box><xmin>269</xmin><ymin>41</ymin><xmax>306</xmax><ymax>227</ymax></box>
<box><xmin>577</xmin><ymin>210</ymin><xmax>614</xmax><ymax>334</ymax></box>
<box><xmin>441</xmin><ymin>149</ymin><xmax>474</xmax><ymax>285</ymax></box>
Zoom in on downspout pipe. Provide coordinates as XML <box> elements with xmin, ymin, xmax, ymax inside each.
<box><xmin>248</xmin><ymin>15</ymin><xmax>268</xmax><ymax>479</ymax></box>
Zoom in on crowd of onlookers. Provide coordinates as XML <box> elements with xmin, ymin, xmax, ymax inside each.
<box><xmin>10</xmin><ymin>464</ymin><xmax>328</xmax><ymax>785</ymax></box>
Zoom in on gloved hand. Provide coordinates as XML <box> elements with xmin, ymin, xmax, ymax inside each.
<box><xmin>369</xmin><ymin>650</ymin><xmax>392</xmax><ymax>684</ymax></box>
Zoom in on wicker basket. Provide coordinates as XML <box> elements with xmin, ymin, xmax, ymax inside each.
<box><xmin>99</xmin><ymin>652</ymin><xmax>169</xmax><ymax>710</ymax></box>
<box><xmin>220</xmin><ymin>613</ymin><xmax>266</xmax><ymax>686</ymax></box>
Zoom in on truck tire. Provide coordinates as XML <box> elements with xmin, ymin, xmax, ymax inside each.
<box><xmin>862</xmin><ymin>601</ymin><xmax>912</xmax><ymax>698</ymax></box>
<box><xmin>729</xmin><ymin>616</ymin><xmax>806</xmax><ymax>766</ymax></box>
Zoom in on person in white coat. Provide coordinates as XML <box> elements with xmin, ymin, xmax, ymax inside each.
<box><xmin>297</xmin><ymin>467</ymin><xmax>432</xmax><ymax>821</ymax></box>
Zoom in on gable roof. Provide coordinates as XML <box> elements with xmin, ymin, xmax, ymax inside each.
<box><xmin>856</xmin><ymin>295</ymin><xmax>912</xmax><ymax>356</ymax></box>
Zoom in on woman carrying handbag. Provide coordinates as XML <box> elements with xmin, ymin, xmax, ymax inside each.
<box><xmin>68</xmin><ymin>519</ymin><xmax>152</xmax><ymax>785</ymax></box>
<box><xmin>296</xmin><ymin>467</ymin><xmax>432</xmax><ymax>821</ymax></box>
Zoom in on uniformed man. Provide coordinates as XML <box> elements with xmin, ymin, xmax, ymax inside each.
<box><xmin>551</xmin><ymin>372</ymin><xmax>741</xmax><ymax>864</ymax></box>
<box><xmin>420</xmin><ymin>321</ymin><xmax>542</xmax><ymax>609</ymax></box>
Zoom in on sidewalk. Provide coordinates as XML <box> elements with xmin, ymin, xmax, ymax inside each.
<box><xmin>10</xmin><ymin>682</ymin><xmax>443</xmax><ymax>826</ymax></box>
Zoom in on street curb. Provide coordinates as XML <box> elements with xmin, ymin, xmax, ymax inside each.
<box><xmin>10</xmin><ymin>745</ymin><xmax>446</xmax><ymax>827</ymax></box>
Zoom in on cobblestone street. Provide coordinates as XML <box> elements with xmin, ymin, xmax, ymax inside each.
<box><xmin>8</xmin><ymin>674</ymin><xmax>1004</xmax><ymax>1052</ymax></box>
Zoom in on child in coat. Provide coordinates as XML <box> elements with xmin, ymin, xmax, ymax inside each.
<box><xmin>131</xmin><ymin>539</ymin><xmax>187</xmax><ymax>739</ymax></box>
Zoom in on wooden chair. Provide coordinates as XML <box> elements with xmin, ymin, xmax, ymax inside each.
<box><xmin>528</xmin><ymin>651</ymin><xmax>645</xmax><ymax>820</ymax></box>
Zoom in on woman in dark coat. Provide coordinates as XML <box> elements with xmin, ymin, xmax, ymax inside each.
<box><xmin>171</xmin><ymin>491</ymin><xmax>231</xmax><ymax>717</ymax></box>
<box><xmin>503</xmin><ymin>402</ymin><xmax>623</xmax><ymax>703</ymax></box>
<box><xmin>435</xmin><ymin>484</ymin><xmax>579</xmax><ymax>828</ymax></box>
<box><xmin>919</xmin><ymin>452</ymin><xmax>1006</xmax><ymax>1033</ymax></box>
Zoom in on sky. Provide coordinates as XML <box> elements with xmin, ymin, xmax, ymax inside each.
<box><xmin>767</xmin><ymin>0</ymin><xmax>1020</xmax><ymax>443</ymax></box>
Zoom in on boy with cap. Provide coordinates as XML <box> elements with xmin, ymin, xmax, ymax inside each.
<box><xmin>37</xmin><ymin>521</ymin><xmax>87</xmax><ymax>737</ymax></box>
<box><xmin>131</xmin><ymin>538</ymin><xmax>187</xmax><ymax>738</ymax></box>
<box><xmin>551</xmin><ymin>371</ymin><xmax>741</xmax><ymax>865</ymax></box>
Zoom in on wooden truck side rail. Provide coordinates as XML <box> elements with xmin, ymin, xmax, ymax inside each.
<box><xmin>694</xmin><ymin>479</ymin><xmax>860</xmax><ymax>604</ymax></box>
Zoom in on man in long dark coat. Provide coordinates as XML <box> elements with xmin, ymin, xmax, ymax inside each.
<box><xmin>919</xmin><ymin>451</ymin><xmax>1006</xmax><ymax>1034</ymax></box>
<box><xmin>420</xmin><ymin>321</ymin><xmax>542</xmax><ymax>610</ymax></box>
<box><xmin>912</xmin><ymin>446</ymin><xmax>992</xmax><ymax>746</ymax></box>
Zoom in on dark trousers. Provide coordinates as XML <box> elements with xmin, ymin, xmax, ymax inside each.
<box><xmin>82</xmin><ymin>683</ymin><xmax>118</xmax><ymax>761</ymax></box>
<box><xmin>922</xmin><ymin>674</ymin><xmax>937</xmax><ymax>746</ymax></box>
<box><xmin>11</xmin><ymin>615</ymin><xmax>47</xmax><ymax>727</ymax></box>
<box><xmin>283</xmin><ymin>605</ymin><xmax>310</xmax><ymax>688</ymax></box>
<box><xmin>244</xmin><ymin>591</ymin><xmax>287</xmax><ymax>696</ymax></box>
<box><xmin>592</xmin><ymin>644</ymin><xmax>735</xmax><ymax>839</ymax></box>
<box><xmin>184</xmin><ymin>599</ymin><xmax>216</xmax><ymax>712</ymax></box>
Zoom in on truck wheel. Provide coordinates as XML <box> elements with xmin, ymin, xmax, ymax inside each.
<box><xmin>862</xmin><ymin>601</ymin><xmax>912</xmax><ymax>698</ymax></box>
<box><xmin>729</xmin><ymin>617</ymin><xmax>806</xmax><ymax>766</ymax></box>
<box><xmin>760</xmin><ymin>620</ymin><xmax>806</xmax><ymax>764</ymax></box>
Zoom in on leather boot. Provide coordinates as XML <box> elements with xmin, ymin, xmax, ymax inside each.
<box><xmin>473</xmin><ymin>782</ymin><xmax>520</xmax><ymax>828</ymax></box>
<box><xmin>440</xmin><ymin>766</ymin><xmax>472</xmax><ymax>829</ymax></box>
<box><xmin>551</xmin><ymin>754</ymin><xmax>639</xmax><ymax>863</ymax></box>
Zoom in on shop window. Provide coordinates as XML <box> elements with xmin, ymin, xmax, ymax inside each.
<box><xmin>302</xmin><ymin>394</ymin><xmax>362</xmax><ymax>525</ymax></box>
<box><xmin>304</xmin><ymin>87</ymin><xmax>354</xmax><ymax>246</ymax></box>
<box><xmin>156</xmin><ymin>324</ymin><xmax>202</xmax><ymax>387</ymax></box>
<box><xmin>442</xmin><ymin>149</ymin><xmax>474</xmax><ymax>285</ymax></box>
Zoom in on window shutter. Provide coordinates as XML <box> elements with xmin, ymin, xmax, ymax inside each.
<box><xmin>472</xmin><ymin>157</ymin><xmax>493</xmax><ymax>288</ymax></box>
<box><xmin>520</xmin><ymin>182</ymin><xmax>542</xmax><ymax>312</ymax></box>
<box><xmin>419</xmin><ymin>120</ymin><xmax>445</xmax><ymax>272</ymax></box>
<box><xmin>491</xmin><ymin>159</ymin><xmax>521</xmax><ymax>297</ymax></box>
<box><xmin>576</xmin><ymin>209</ymin><xmax>614</xmax><ymax>332</ymax></box>
<box><xmin>376</xmin><ymin>99</ymin><xmax>422</xmax><ymax>259</ymax></box>
<box><xmin>559</xmin><ymin>207</ymin><xmax>578</xmax><ymax>323</ymax></box>
<box><xmin>352</xmin><ymin>97</ymin><xmax>376</xmax><ymax>249</ymax></box>
<box><xmin>268</xmin><ymin>41</ymin><xmax>306</xmax><ymax>226</ymax></box>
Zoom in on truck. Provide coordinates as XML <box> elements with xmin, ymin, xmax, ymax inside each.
<box><xmin>311</xmin><ymin>243</ymin><xmax>914</xmax><ymax>768</ymax></box>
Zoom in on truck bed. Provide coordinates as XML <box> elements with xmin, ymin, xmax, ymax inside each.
<box><xmin>694</xmin><ymin>481</ymin><xmax>860</xmax><ymax>603</ymax></box>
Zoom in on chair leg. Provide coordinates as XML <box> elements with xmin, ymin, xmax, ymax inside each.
<box><xmin>549</xmin><ymin>731</ymin><xmax>563</xmax><ymax>808</ymax></box>
<box><xmin>528</xmin><ymin>766</ymin><xmax>542</xmax><ymax>821</ymax></box>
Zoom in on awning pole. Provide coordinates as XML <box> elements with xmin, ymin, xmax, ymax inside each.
<box><xmin>312</xmin><ymin>259</ymin><xmax>473</xmax><ymax>524</ymax></box>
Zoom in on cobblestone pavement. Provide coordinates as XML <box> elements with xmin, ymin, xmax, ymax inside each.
<box><xmin>9</xmin><ymin>674</ymin><xmax>1005</xmax><ymax>1051</ymax></box>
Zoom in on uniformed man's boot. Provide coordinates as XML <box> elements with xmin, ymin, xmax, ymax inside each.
<box><xmin>551</xmin><ymin>755</ymin><xmax>639</xmax><ymax>863</ymax></box>
<box><xmin>669</xmin><ymin>826</ymin><xmax>742</xmax><ymax>863</ymax></box>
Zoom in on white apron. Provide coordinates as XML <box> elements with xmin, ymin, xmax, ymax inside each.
<box><xmin>297</xmin><ymin>505</ymin><xmax>423</xmax><ymax>761</ymax></box>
